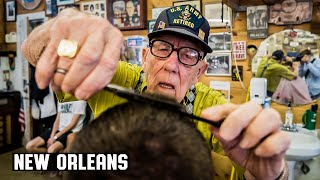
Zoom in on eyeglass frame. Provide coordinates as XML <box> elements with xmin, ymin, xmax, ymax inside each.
<box><xmin>148</xmin><ymin>39</ymin><xmax>205</xmax><ymax>66</ymax></box>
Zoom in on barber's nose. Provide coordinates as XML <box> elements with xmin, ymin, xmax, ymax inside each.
<box><xmin>164</xmin><ymin>51</ymin><xmax>179</xmax><ymax>73</ymax></box>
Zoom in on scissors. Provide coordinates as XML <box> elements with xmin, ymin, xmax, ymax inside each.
<box><xmin>104</xmin><ymin>84</ymin><xmax>222</xmax><ymax>128</ymax></box>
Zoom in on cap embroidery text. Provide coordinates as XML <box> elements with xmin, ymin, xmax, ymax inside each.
<box><xmin>170</xmin><ymin>5</ymin><xmax>203</xmax><ymax>19</ymax></box>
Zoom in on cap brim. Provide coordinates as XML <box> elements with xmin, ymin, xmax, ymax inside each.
<box><xmin>148</xmin><ymin>28</ymin><xmax>213</xmax><ymax>53</ymax></box>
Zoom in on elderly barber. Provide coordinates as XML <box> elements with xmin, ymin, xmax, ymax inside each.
<box><xmin>22</xmin><ymin>5</ymin><xmax>290</xmax><ymax>180</ymax></box>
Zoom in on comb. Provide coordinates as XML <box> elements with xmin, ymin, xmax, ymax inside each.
<box><xmin>104</xmin><ymin>84</ymin><xmax>222</xmax><ymax>128</ymax></box>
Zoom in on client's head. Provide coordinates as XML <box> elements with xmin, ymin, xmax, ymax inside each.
<box><xmin>65</xmin><ymin>99</ymin><xmax>213</xmax><ymax>180</ymax></box>
<box><xmin>272</xmin><ymin>50</ymin><xmax>285</xmax><ymax>62</ymax></box>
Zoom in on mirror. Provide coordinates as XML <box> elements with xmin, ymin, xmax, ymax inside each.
<box><xmin>251</xmin><ymin>29</ymin><xmax>320</xmax><ymax>106</ymax></box>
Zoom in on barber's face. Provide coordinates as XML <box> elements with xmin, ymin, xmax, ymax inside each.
<box><xmin>142</xmin><ymin>34</ymin><xmax>208</xmax><ymax>103</ymax></box>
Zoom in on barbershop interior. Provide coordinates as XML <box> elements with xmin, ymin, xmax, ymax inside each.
<box><xmin>1</xmin><ymin>0</ymin><xmax>320</xmax><ymax>179</ymax></box>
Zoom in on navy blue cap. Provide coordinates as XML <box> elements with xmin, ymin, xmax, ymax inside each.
<box><xmin>272</xmin><ymin>50</ymin><xmax>285</xmax><ymax>60</ymax></box>
<box><xmin>148</xmin><ymin>5</ymin><xmax>212</xmax><ymax>53</ymax></box>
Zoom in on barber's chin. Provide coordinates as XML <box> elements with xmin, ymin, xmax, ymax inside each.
<box><xmin>154</xmin><ymin>87</ymin><xmax>176</xmax><ymax>99</ymax></box>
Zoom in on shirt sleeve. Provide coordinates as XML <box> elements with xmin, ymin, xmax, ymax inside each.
<box><xmin>306</xmin><ymin>59</ymin><xmax>320</xmax><ymax>77</ymax></box>
<box><xmin>280</xmin><ymin>66</ymin><xmax>295</xmax><ymax>80</ymax></box>
<box><xmin>72</xmin><ymin>100</ymin><xmax>87</xmax><ymax>115</ymax></box>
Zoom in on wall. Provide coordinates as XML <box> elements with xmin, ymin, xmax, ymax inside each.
<box><xmin>2</xmin><ymin>0</ymin><xmax>319</xmax><ymax>128</ymax></box>
<box><xmin>0</xmin><ymin>0</ymin><xmax>5</xmax><ymax>51</ymax></box>
<box><xmin>4</xmin><ymin>0</ymin><xmax>46</xmax><ymax>52</ymax></box>
<box><xmin>129</xmin><ymin>0</ymin><xmax>320</xmax><ymax>128</ymax></box>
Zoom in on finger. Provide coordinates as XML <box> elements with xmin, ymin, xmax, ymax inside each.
<box><xmin>52</xmin><ymin>58</ymin><xmax>73</xmax><ymax>92</ymax></box>
<box><xmin>52</xmin><ymin>35</ymin><xmax>87</xmax><ymax>92</ymax></box>
<box><xmin>220</xmin><ymin>101</ymin><xmax>262</xmax><ymax>141</ymax></box>
<box><xmin>240</xmin><ymin>108</ymin><xmax>282</xmax><ymax>149</ymax></box>
<box><xmin>61</xmin><ymin>29</ymin><xmax>106</xmax><ymax>94</ymax></box>
<box><xmin>35</xmin><ymin>20</ymin><xmax>67</xmax><ymax>89</ymax></box>
<box><xmin>74</xmin><ymin>27</ymin><xmax>123</xmax><ymax>99</ymax></box>
<box><xmin>255</xmin><ymin>131</ymin><xmax>290</xmax><ymax>157</ymax></box>
<box><xmin>36</xmin><ymin>39</ymin><xmax>60</xmax><ymax>89</ymax></box>
<box><xmin>210</xmin><ymin>125</ymin><xmax>242</xmax><ymax>151</ymax></box>
<box><xmin>201</xmin><ymin>103</ymin><xmax>238</xmax><ymax>121</ymax></box>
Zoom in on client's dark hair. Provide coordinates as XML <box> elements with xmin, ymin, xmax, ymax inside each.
<box><xmin>299</xmin><ymin>49</ymin><xmax>312</xmax><ymax>57</ymax></box>
<box><xmin>64</xmin><ymin>99</ymin><xmax>213</xmax><ymax>180</ymax></box>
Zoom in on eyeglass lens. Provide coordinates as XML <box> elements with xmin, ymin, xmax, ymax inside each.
<box><xmin>150</xmin><ymin>40</ymin><xmax>201</xmax><ymax>66</ymax></box>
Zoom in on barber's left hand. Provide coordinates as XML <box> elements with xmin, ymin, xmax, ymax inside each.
<box><xmin>201</xmin><ymin>101</ymin><xmax>290</xmax><ymax>180</ymax></box>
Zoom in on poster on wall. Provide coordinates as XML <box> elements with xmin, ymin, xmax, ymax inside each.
<box><xmin>80</xmin><ymin>1</ymin><xmax>106</xmax><ymax>19</ymax></box>
<box><xmin>45</xmin><ymin>0</ymin><xmax>58</xmax><ymax>16</ymax></box>
<box><xmin>121</xmin><ymin>36</ymin><xmax>148</xmax><ymax>66</ymax></box>
<box><xmin>232</xmin><ymin>65</ymin><xmax>243</xmax><ymax>81</ymax></box>
<box><xmin>233</xmin><ymin>41</ymin><xmax>246</xmax><ymax>60</ymax></box>
<box><xmin>247</xmin><ymin>5</ymin><xmax>268</xmax><ymax>39</ymax></box>
<box><xmin>268</xmin><ymin>0</ymin><xmax>313</xmax><ymax>25</ymax></box>
<box><xmin>202</xmin><ymin>1</ymin><xmax>233</xmax><ymax>28</ymax></box>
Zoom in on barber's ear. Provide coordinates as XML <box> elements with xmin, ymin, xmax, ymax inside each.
<box><xmin>195</xmin><ymin>61</ymin><xmax>208</xmax><ymax>81</ymax></box>
<box><xmin>142</xmin><ymin>48</ymin><xmax>148</xmax><ymax>69</ymax></box>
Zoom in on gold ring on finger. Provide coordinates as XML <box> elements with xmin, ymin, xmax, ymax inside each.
<box><xmin>57</xmin><ymin>39</ymin><xmax>79</xmax><ymax>58</ymax></box>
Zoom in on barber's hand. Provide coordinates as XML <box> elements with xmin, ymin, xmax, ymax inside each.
<box><xmin>21</xmin><ymin>8</ymin><xmax>123</xmax><ymax>99</ymax></box>
<box><xmin>201</xmin><ymin>101</ymin><xmax>290</xmax><ymax>180</ymax></box>
<box><xmin>285</xmin><ymin>56</ymin><xmax>293</xmax><ymax>62</ymax></box>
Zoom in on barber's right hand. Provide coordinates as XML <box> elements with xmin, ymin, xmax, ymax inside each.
<box><xmin>22</xmin><ymin>8</ymin><xmax>123</xmax><ymax>99</ymax></box>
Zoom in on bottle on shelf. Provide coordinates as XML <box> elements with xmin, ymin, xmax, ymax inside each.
<box><xmin>263</xmin><ymin>97</ymin><xmax>271</xmax><ymax>109</ymax></box>
<box><xmin>285</xmin><ymin>101</ymin><xmax>293</xmax><ymax>127</ymax></box>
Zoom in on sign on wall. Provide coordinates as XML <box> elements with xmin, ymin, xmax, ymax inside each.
<box><xmin>233</xmin><ymin>41</ymin><xmax>246</xmax><ymax>60</ymax></box>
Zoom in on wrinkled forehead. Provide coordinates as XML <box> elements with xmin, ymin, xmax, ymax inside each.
<box><xmin>150</xmin><ymin>33</ymin><xmax>204</xmax><ymax>51</ymax></box>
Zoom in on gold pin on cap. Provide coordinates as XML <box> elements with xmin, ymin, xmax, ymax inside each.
<box><xmin>57</xmin><ymin>39</ymin><xmax>79</xmax><ymax>58</ymax></box>
<box><xmin>198</xmin><ymin>29</ymin><xmax>205</xmax><ymax>40</ymax></box>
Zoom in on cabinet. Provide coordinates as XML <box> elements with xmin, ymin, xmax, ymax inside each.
<box><xmin>0</xmin><ymin>91</ymin><xmax>22</xmax><ymax>153</ymax></box>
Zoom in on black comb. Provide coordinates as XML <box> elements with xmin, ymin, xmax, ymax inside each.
<box><xmin>104</xmin><ymin>84</ymin><xmax>222</xmax><ymax>128</ymax></box>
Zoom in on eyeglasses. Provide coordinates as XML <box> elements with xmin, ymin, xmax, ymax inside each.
<box><xmin>149</xmin><ymin>40</ymin><xmax>204</xmax><ymax>66</ymax></box>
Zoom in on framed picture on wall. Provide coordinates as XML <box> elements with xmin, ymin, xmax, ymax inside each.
<box><xmin>108</xmin><ymin>0</ymin><xmax>147</xmax><ymax>30</ymax></box>
<box><xmin>148</xmin><ymin>20</ymin><xmax>156</xmax><ymax>33</ymax></box>
<box><xmin>205</xmin><ymin>53</ymin><xmax>232</xmax><ymax>76</ymax></box>
<box><xmin>46</xmin><ymin>0</ymin><xmax>58</xmax><ymax>16</ymax></box>
<box><xmin>208</xmin><ymin>32</ymin><xmax>232</xmax><ymax>52</ymax></box>
<box><xmin>57</xmin><ymin>4</ymin><xmax>79</xmax><ymax>13</ymax></box>
<box><xmin>80</xmin><ymin>1</ymin><xmax>106</xmax><ymax>19</ymax></box>
<box><xmin>232</xmin><ymin>65</ymin><xmax>243</xmax><ymax>81</ymax></box>
<box><xmin>5</xmin><ymin>0</ymin><xmax>16</xmax><ymax>22</ymax></box>
<box><xmin>247</xmin><ymin>5</ymin><xmax>268</xmax><ymax>39</ymax></box>
<box><xmin>173</xmin><ymin>0</ymin><xmax>201</xmax><ymax>11</ymax></box>
<box><xmin>57</xmin><ymin>0</ymin><xmax>74</xmax><ymax>6</ymax></box>
<box><xmin>121</xmin><ymin>36</ymin><xmax>149</xmax><ymax>65</ymax></box>
<box><xmin>152</xmin><ymin>7</ymin><xmax>169</xmax><ymax>19</ymax></box>
<box><xmin>202</xmin><ymin>0</ymin><xmax>232</xmax><ymax>27</ymax></box>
